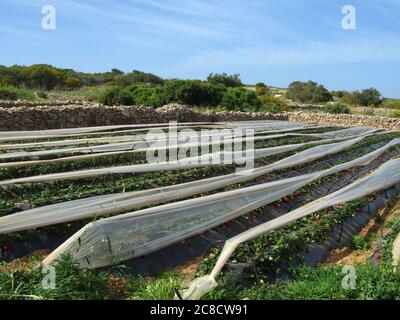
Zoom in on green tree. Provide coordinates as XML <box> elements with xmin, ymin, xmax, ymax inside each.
<box><xmin>286</xmin><ymin>81</ymin><xmax>332</xmax><ymax>103</ymax></box>
<box><xmin>118</xmin><ymin>70</ymin><xmax>164</xmax><ymax>86</ymax></box>
<box><xmin>23</xmin><ymin>64</ymin><xmax>63</xmax><ymax>90</ymax></box>
<box><xmin>64</xmin><ymin>77</ymin><xmax>81</xmax><ymax>90</ymax></box>
<box><xmin>353</xmin><ymin>88</ymin><xmax>382</xmax><ymax>107</ymax></box>
<box><xmin>255</xmin><ymin>82</ymin><xmax>269</xmax><ymax>96</ymax></box>
<box><xmin>207</xmin><ymin>73</ymin><xmax>243</xmax><ymax>87</ymax></box>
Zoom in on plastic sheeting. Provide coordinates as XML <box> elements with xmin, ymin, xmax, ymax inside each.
<box><xmin>0</xmin><ymin>133</ymin><xmax>369</xmax><ymax>186</ymax></box>
<box><xmin>0</xmin><ymin>125</ymin><xmax>325</xmax><ymax>151</ymax></box>
<box><xmin>0</xmin><ymin>132</ymin><xmax>311</xmax><ymax>161</ymax></box>
<box><xmin>0</xmin><ymin>133</ymin><xmax>357</xmax><ymax>169</ymax></box>
<box><xmin>178</xmin><ymin>157</ymin><xmax>400</xmax><ymax>300</ymax></box>
<box><xmin>0</xmin><ymin>122</ymin><xmax>223</xmax><ymax>138</ymax></box>
<box><xmin>0</xmin><ymin>121</ymin><xmax>309</xmax><ymax>142</ymax></box>
<box><xmin>41</xmin><ymin>139</ymin><xmax>400</xmax><ymax>270</ymax></box>
<box><xmin>393</xmin><ymin>232</ymin><xmax>400</xmax><ymax>271</ymax></box>
<box><xmin>0</xmin><ymin>136</ymin><xmax>384</xmax><ymax>234</ymax></box>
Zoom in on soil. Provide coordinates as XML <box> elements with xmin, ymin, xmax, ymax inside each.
<box><xmin>324</xmin><ymin>200</ymin><xmax>400</xmax><ymax>266</ymax></box>
<box><xmin>0</xmin><ymin>250</ymin><xmax>48</xmax><ymax>272</ymax></box>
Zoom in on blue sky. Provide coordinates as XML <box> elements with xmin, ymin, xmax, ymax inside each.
<box><xmin>0</xmin><ymin>0</ymin><xmax>399</xmax><ymax>97</ymax></box>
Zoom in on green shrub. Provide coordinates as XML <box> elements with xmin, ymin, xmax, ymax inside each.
<box><xmin>393</xmin><ymin>110</ymin><xmax>400</xmax><ymax>118</ymax></box>
<box><xmin>382</xmin><ymin>99</ymin><xmax>400</xmax><ymax>110</ymax></box>
<box><xmin>324</xmin><ymin>102</ymin><xmax>351</xmax><ymax>114</ymax></box>
<box><xmin>0</xmin><ymin>86</ymin><xmax>36</xmax><ymax>100</ymax></box>
<box><xmin>220</xmin><ymin>87</ymin><xmax>260</xmax><ymax>111</ymax></box>
<box><xmin>161</xmin><ymin>80</ymin><xmax>226</xmax><ymax>107</ymax></box>
<box><xmin>97</xmin><ymin>86</ymin><xmax>131</xmax><ymax>105</ymax></box>
<box><xmin>207</xmin><ymin>73</ymin><xmax>243</xmax><ymax>87</ymax></box>
<box><xmin>259</xmin><ymin>96</ymin><xmax>287</xmax><ymax>113</ymax></box>
<box><xmin>350</xmin><ymin>235</ymin><xmax>371</xmax><ymax>250</ymax></box>
<box><xmin>124</xmin><ymin>84</ymin><xmax>164</xmax><ymax>107</ymax></box>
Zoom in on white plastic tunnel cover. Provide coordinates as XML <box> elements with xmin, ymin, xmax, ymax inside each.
<box><xmin>179</xmin><ymin>157</ymin><xmax>400</xmax><ymax>300</ymax></box>
<box><xmin>0</xmin><ymin>135</ymin><xmax>382</xmax><ymax>235</ymax></box>
<box><xmin>0</xmin><ymin>131</ymin><xmax>369</xmax><ymax>186</ymax></box>
<box><xmin>41</xmin><ymin>140</ymin><xmax>400</xmax><ymax>270</ymax></box>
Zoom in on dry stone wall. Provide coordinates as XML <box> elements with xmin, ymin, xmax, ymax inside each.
<box><xmin>0</xmin><ymin>101</ymin><xmax>399</xmax><ymax>131</ymax></box>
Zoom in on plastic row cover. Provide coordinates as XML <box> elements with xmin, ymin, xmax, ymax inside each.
<box><xmin>0</xmin><ymin>132</ymin><xmax>312</xmax><ymax>161</ymax></box>
<box><xmin>393</xmin><ymin>232</ymin><xmax>400</xmax><ymax>270</ymax></box>
<box><xmin>41</xmin><ymin>138</ymin><xmax>400</xmax><ymax>270</ymax></box>
<box><xmin>179</xmin><ymin>157</ymin><xmax>400</xmax><ymax>300</ymax></box>
<box><xmin>0</xmin><ymin>135</ymin><xmax>378</xmax><ymax>233</ymax></box>
<box><xmin>0</xmin><ymin>126</ymin><xmax>376</xmax><ymax>159</ymax></box>
<box><xmin>0</xmin><ymin>123</ymin><xmax>355</xmax><ymax>161</ymax></box>
<box><xmin>0</xmin><ymin>130</ymin><xmax>356</xmax><ymax>168</ymax></box>
<box><xmin>0</xmin><ymin>133</ymin><xmax>367</xmax><ymax>186</ymax></box>
<box><xmin>0</xmin><ymin>122</ymin><xmax>229</xmax><ymax>137</ymax></box>
<box><xmin>0</xmin><ymin>121</ymin><xmax>308</xmax><ymax>142</ymax></box>
<box><xmin>0</xmin><ymin>125</ymin><xmax>325</xmax><ymax>150</ymax></box>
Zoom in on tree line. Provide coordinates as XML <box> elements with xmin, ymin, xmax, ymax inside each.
<box><xmin>0</xmin><ymin>64</ymin><xmax>397</xmax><ymax>111</ymax></box>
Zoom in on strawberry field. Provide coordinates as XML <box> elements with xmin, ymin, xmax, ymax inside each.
<box><xmin>0</xmin><ymin>120</ymin><xmax>399</xmax><ymax>300</ymax></box>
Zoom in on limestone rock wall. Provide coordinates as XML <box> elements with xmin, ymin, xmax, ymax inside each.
<box><xmin>0</xmin><ymin>101</ymin><xmax>399</xmax><ymax>131</ymax></box>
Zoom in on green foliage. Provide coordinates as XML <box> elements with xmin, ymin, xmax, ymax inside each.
<box><xmin>0</xmin><ymin>64</ymin><xmax>163</xmax><ymax>91</ymax></box>
<box><xmin>161</xmin><ymin>80</ymin><xmax>226</xmax><ymax>106</ymax></box>
<box><xmin>207</xmin><ymin>73</ymin><xmax>243</xmax><ymax>87</ymax></box>
<box><xmin>97</xmin><ymin>80</ymin><xmax>227</xmax><ymax>107</ymax></box>
<box><xmin>286</xmin><ymin>81</ymin><xmax>332</xmax><ymax>103</ymax></box>
<box><xmin>0</xmin><ymin>85</ymin><xmax>36</xmax><ymax>100</ymax></box>
<box><xmin>259</xmin><ymin>96</ymin><xmax>287</xmax><ymax>113</ymax></box>
<box><xmin>381</xmin><ymin>99</ymin><xmax>400</xmax><ymax>110</ymax></box>
<box><xmin>22</xmin><ymin>64</ymin><xmax>64</xmax><ymax>90</ymax></box>
<box><xmin>97</xmin><ymin>86</ymin><xmax>129</xmax><ymax>106</ymax></box>
<box><xmin>64</xmin><ymin>77</ymin><xmax>81</xmax><ymax>90</ymax></box>
<box><xmin>117</xmin><ymin>70</ymin><xmax>164</xmax><ymax>86</ymax></box>
<box><xmin>336</xmin><ymin>88</ymin><xmax>382</xmax><ymax>107</ymax></box>
<box><xmin>125</xmin><ymin>272</ymin><xmax>183</xmax><ymax>300</ymax></box>
<box><xmin>220</xmin><ymin>87</ymin><xmax>260</xmax><ymax>111</ymax></box>
<box><xmin>350</xmin><ymin>235</ymin><xmax>371</xmax><ymax>250</ymax></box>
<box><xmin>354</xmin><ymin>88</ymin><xmax>382</xmax><ymax>107</ymax></box>
<box><xmin>255</xmin><ymin>82</ymin><xmax>268</xmax><ymax>96</ymax></box>
<box><xmin>393</xmin><ymin>110</ymin><xmax>400</xmax><ymax>118</ymax></box>
<box><xmin>324</xmin><ymin>102</ymin><xmax>351</xmax><ymax>114</ymax></box>
<box><xmin>0</xmin><ymin>256</ymin><xmax>115</xmax><ymax>300</ymax></box>
<box><xmin>229</xmin><ymin>262</ymin><xmax>400</xmax><ymax>300</ymax></box>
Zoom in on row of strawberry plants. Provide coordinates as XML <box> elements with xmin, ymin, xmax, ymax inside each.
<box><xmin>0</xmin><ymin>132</ymin><xmax>397</xmax><ymax>218</ymax></box>
<box><xmin>0</xmin><ymin>133</ymin><xmax>398</xmax><ymax>252</ymax></box>
<box><xmin>198</xmin><ymin>198</ymin><xmax>368</xmax><ymax>277</ymax></box>
<box><xmin>0</xmin><ymin>135</ymin><xmax>318</xmax><ymax>180</ymax></box>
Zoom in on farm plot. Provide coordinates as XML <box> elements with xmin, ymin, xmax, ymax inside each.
<box><xmin>0</xmin><ymin>120</ymin><xmax>399</xmax><ymax>300</ymax></box>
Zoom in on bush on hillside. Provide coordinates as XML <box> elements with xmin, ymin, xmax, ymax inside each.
<box><xmin>381</xmin><ymin>99</ymin><xmax>400</xmax><ymax>110</ymax></box>
<box><xmin>220</xmin><ymin>87</ymin><xmax>260</xmax><ymax>111</ymax></box>
<box><xmin>207</xmin><ymin>73</ymin><xmax>243</xmax><ymax>88</ymax></box>
<box><xmin>259</xmin><ymin>96</ymin><xmax>287</xmax><ymax>113</ymax></box>
<box><xmin>0</xmin><ymin>86</ymin><xmax>36</xmax><ymax>100</ymax></box>
<box><xmin>324</xmin><ymin>102</ymin><xmax>351</xmax><ymax>114</ymax></box>
<box><xmin>286</xmin><ymin>81</ymin><xmax>332</xmax><ymax>103</ymax></box>
<box><xmin>160</xmin><ymin>80</ymin><xmax>226</xmax><ymax>107</ymax></box>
